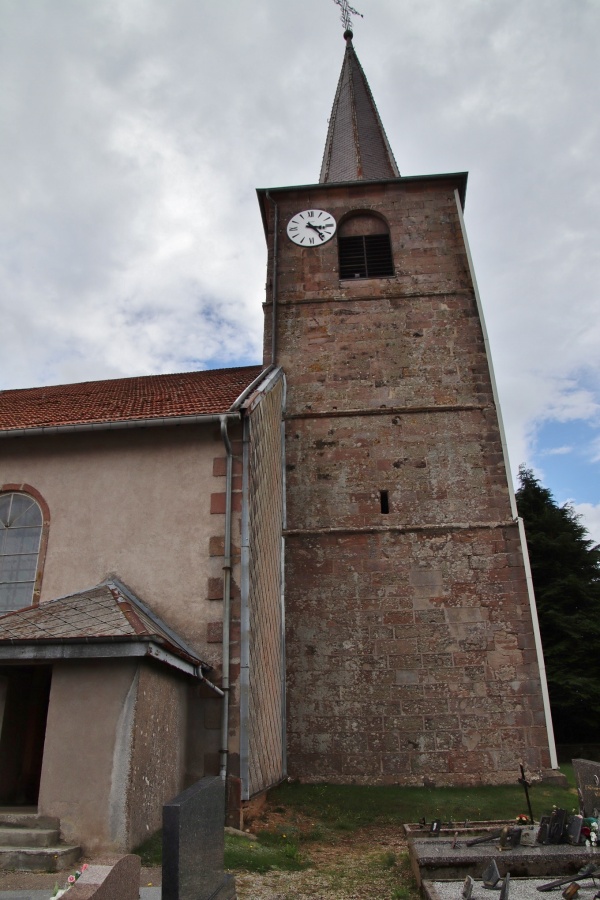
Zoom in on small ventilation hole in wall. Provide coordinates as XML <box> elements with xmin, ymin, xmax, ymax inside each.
<box><xmin>380</xmin><ymin>490</ymin><xmax>389</xmax><ymax>514</ymax></box>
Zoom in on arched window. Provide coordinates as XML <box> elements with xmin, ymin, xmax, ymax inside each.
<box><xmin>338</xmin><ymin>212</ymin><xmax>394</xmax><ymax>279</ymax></box>
<box><xmin>0</xmin><ymin>492</ymin><xmax>44</xmax><ymax>613</ymax></box>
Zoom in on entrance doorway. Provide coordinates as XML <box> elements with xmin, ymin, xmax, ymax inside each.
<box><xmin>0</xmin><ymin>666</ymin><xmax>52</xmax><ymax>806</ymax></box>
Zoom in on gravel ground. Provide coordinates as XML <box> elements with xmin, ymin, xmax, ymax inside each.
<box><xmin>0</xmin><ymin>824</ymin><xmax>411</xmax><ymax>899</ymax></box>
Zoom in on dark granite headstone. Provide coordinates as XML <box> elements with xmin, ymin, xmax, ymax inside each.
<box><xmin>462</xmin><ymin>875</ymin><xmax>474</xmax><ymax>899</ymax></box>
<box><xmin>567</xmin><ymin>816</ymin><xmax>583</xmax><ymax>845</ymax></box>
<box><xmin>499</xmin><ymin>872</ymin><xmax>510</xmax><ymax>900</ymax></box>
<box><xmin>547</xmin><ymin>809</ymin><xmax>568</xmax><ymax>844</ymax></box>
<box><xmin>537</xmin><ymin>816</ymin><xmax>550</xmax><ymax>844</ymax></box>
<box><xmin>573</xmin><ymin>759</ymin><xmax>600</xmax><ymax>817</ymax></box>
<box><xmin>162</xmin><ymin>776</ymin><xmax>236</xmax><ymax>900</ymax></box>
<box><xmin>482</xmin><ymin>858</ymin><xmax>501</xmax><ymax>888</ymax></box>
<box><xmin>431</xmin><ymin>819</ymin><xmax>442</xmax><ymax>836</ymax></box>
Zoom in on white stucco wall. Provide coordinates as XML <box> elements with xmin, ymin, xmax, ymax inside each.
<box><xmin>0</xmin><ymin>423</ymin><xmax>230</xmax><ymax>659</ymax></box>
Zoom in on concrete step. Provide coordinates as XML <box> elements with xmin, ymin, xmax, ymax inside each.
<box><xmin>0</xmin><ymin>843</ymin><xmax>82</xmax><ymax>872</ymax></box>
<box><xmin>0</xmin><ymin>809</ymin><xmax>60</xmax><ymax>830</ymax></box>
<box><xmin>0</xmin><ymin>825</ymin><xmax>60</xmax><ymax>847</ymax></box>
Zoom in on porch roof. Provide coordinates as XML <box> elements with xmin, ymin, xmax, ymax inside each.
<box><xmin>0</xmin><ymin>579</ymin><xmax>217</xmax><ymax>686</ymax></box>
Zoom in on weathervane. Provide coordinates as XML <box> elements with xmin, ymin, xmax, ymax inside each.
<box><xmin>329</xmin><ymin>0</ymin><xmax>363</xmax><ymax>36</ymax></box>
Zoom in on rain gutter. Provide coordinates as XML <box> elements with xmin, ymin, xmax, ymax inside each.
<box><xmin>454</xmin><ymin>189</ymin><xmax>558</xmax><ymax>770</ymax></box>
<box><xmin>0</xmin><ymin>412</ymin><xmax>240</xmax><ymax>439</ymax></box>
<box><xmin>0</xmin><ymin>637</ymin><xmax>223</xmax><ymax>691</ymax></box>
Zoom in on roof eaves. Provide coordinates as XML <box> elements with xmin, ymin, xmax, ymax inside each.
<box><xmin>256</xmin><ymin>172</ymin><xmax>469</xmax><ymax>236</ymax></box>
<box><xmin>0</xmin><ymin>410</ymin><xmax>241</xmax><ymax>439</ymax></box>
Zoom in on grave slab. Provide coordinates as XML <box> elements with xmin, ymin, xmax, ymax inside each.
<box><xmin>60</xmin><ymin>856</ymin><xmax>140</xmax><ymax>900</ymax></box>
<box><xmin>424</xmin><ymin>879</ymin><xmax>600</xmax><ymax>900</ymax></box>
<box><xmin>407</xmin><ymin>827</ymin><xmax>598</xmax><ymax>887</ymax></box>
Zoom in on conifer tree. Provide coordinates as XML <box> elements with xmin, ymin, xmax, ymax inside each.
<box><xmin>516</xmin><ymin>466</ymin><xmax>600</xmax><ymax>741</ymax></box>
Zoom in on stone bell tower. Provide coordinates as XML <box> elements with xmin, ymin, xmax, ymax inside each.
<box><xmin>256</xmin><ymin>29</ymin><xmax>557</xmax><ymax>785</ymax></box>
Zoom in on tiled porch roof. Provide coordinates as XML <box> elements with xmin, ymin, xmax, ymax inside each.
<box><xmin>0</xmin><ymin>580</ymin><xmax>209</xmax><ymax>671</ymax></box>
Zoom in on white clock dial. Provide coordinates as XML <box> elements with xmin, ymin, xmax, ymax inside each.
<box><xmin>286</xmin><ymin>209</ymin><xmax>337</xmax><ymax>247</ymax></box>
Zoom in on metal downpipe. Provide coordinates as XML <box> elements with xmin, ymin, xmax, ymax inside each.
<box><xmin>266</xmin><ymin>191</ymin><xmax>279</xmax><ymax>365</ymax></box>
<box><xmin>219</xmin><ymin>415</ymin><xmax>234</xmax><ymax>781</ymax></box>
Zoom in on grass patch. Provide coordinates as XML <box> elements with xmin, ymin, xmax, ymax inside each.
<box><xmin>270</xmin><ymin>766</ymin><xmax>577</xmax><ymax>830</ymax></box>
<box><xmin>135</xmin><ymin>828</ymin><xmax>308</xmax><ymax>874</ymax></box>
<box><xmin>225</xmin><ymin>832</ymin><xmax>307</xmax><ymax>873</ymax></box>
<box><xmin>133</xmin><ymin>829</ymin><xmax>162</xmax><ymax>867</ymax></box>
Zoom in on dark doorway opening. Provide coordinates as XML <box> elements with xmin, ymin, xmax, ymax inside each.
<box><xmin>0</xmin><ymin>665</ymin><xmax>52</xmax><ymax>806</ymax></box>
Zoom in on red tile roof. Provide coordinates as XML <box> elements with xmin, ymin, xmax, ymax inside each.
<box><xmin>0</xmin><ymin>365</ymin><xmax>265</xmax><ymax>432</ymax></box>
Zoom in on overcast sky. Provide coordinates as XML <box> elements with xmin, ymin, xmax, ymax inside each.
<box><xmin>1</xmin><ymin>0</ymin><xmax>599</xmax><ymax>541</ymax></box>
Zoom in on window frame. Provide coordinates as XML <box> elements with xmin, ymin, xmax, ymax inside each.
<box><xmin>337</xmin><ymin>211</ymin><xmax>395</xmax><ymax>281</ymax></box>
<box><xmin>0</xmin><ymin>485</ymin><xmax>50</xmax><ymax>612</ymax></box>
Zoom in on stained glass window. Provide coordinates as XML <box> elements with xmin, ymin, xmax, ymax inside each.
<box><xmin>0</xmin><ymin>493</ymin><xmax>43</xmax><ymax>613</ymax></box>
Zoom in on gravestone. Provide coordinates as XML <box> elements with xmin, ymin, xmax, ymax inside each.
<box><xmin>572</xmin><ymin>759</ymin><xmax>600</xmax><ymax>817</ymax></box>
<box><xmin>482</xmin><ymin>858</ymin><xmax>501</xmax><ymax>887</ymax></box>
<box><xmin>162</xmin><ymin>776</ymin><xmax>236</xmax><ymax>900</ymax></box>
<box><xmin>567</xmin><ymin>816</ymin><xmax>583</xmax><ymax>845</ymax></box>
<box><xmin>499</xmin><ymin>871</ymin><xmax>510</xmax><ymax>900</ymax></box>
<box><xmin>547</xmin><ymin>809</ymin><xmax>568</xmax><ymax>844</ymax></box>
<box><xmin>64</xmin><ymin>856</ymin><xmax>140</xmax><ymax>900</ymax></box>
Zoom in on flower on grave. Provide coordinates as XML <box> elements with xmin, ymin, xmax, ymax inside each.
<box><xmin>516</xmin><ymin>814</ymin><xmax>529</xmax><ymax>825</ymax></box>
<box><xmin>49</xmin><ymin>865</ymin><xmax>87</xmax><ymax>898</ymax></box>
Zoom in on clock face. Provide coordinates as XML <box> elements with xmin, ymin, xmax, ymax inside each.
<box><xmin>286</xmin><ymin>209</ymin><xmax>337</xmax><ymax>247</ymax></box>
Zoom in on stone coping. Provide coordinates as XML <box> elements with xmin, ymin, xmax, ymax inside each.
<box><xmin>408</xmin><ymin>830</ymin><xmax>598</xmax><ymax>886</ymax></box>
<box><xmin>424</xmin><ymin>880</ymin><xmax>600</xmax><ymax>900</ymax></box>
<box><xmin>0</xmin><ymin>893</ymin><xmax>160</xmax><ymax>900</ymax></box>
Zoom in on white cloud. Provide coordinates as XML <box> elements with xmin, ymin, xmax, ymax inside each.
<box><xmin>572</xmin><ymin>503</ymin><xmax>600</xmax><ymax>547</ymax></box>
<box><xmin>541</xmin><ymin>446</ymin><xmax>573</xmax><ymax>457</ymax></box>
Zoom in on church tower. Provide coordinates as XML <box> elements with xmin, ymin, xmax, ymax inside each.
<box><xmin>256</xmin><ymin>28</ymin><xmax>556</xmax><ymax>785</ymax></box>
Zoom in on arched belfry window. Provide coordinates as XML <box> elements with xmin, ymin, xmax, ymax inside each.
<box><xmin>338</xmin><ymin>212</ymin><xmax>394</xmax><ymax>280</ymax></box>
<box><xmin>0</xmin><ymin>492</ymin><xmax>44</xmax><ymax>613</ymax></box>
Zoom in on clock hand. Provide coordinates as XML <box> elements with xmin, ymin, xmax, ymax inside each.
<box><xmin>305</xmin><ymin>222</ymin><xmax>328</xmax><ymax>241</ymax></box>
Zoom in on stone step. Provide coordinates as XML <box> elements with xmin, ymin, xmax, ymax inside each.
<box><xmin>0</xmin><ymin>825</ymin><xmax>60</xmax><ymax>847</ymax></box>
<box><xmin>0</xmin><ymin>843</ymin><xmax>82</xmax><ymax>872</ymax></box>
<box><xmin>0</xmin><ymin>808</ymin><xmax>60</xmax><ymax>830</ymax></box>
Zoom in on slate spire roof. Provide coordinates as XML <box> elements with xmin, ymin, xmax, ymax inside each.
<box><xmin>319</xmin><ymin>30</ymin><xmax>400</xmax><ymax>184</ymax></box>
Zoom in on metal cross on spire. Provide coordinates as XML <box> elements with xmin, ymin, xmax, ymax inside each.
<box><xmin>329</xmin><ymin>0</ymin><xmax>363</xmax><ymax>37</ymax></box>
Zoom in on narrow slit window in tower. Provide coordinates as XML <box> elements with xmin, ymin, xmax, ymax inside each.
<box><xmin>380</xmin><ymin>490</ymin><xmax>390</xmax><ymax>514</ymax></box>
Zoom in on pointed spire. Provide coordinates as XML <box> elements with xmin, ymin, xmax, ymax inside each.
<box><xmin>319</xmin><ymin>31</ymin><xmax>400</xmax><ymax>184</ymax></box>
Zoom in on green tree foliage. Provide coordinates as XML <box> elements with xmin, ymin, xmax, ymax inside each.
<box><xmin>516</xmin><ymin>466</ymin><xmax>600</xmax><ymax>741</ymax></box>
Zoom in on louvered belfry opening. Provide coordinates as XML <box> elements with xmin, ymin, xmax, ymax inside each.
<box><xmin>338</xmin><ymin>212</ymin><xmax>394</xmax><ymax>279</ymax></box>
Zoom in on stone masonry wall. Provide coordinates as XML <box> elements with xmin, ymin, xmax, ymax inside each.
<box><xmin>261</xmin><ymin>176</ymin><xmax>553</xmax><ymax>784</ymax></box>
